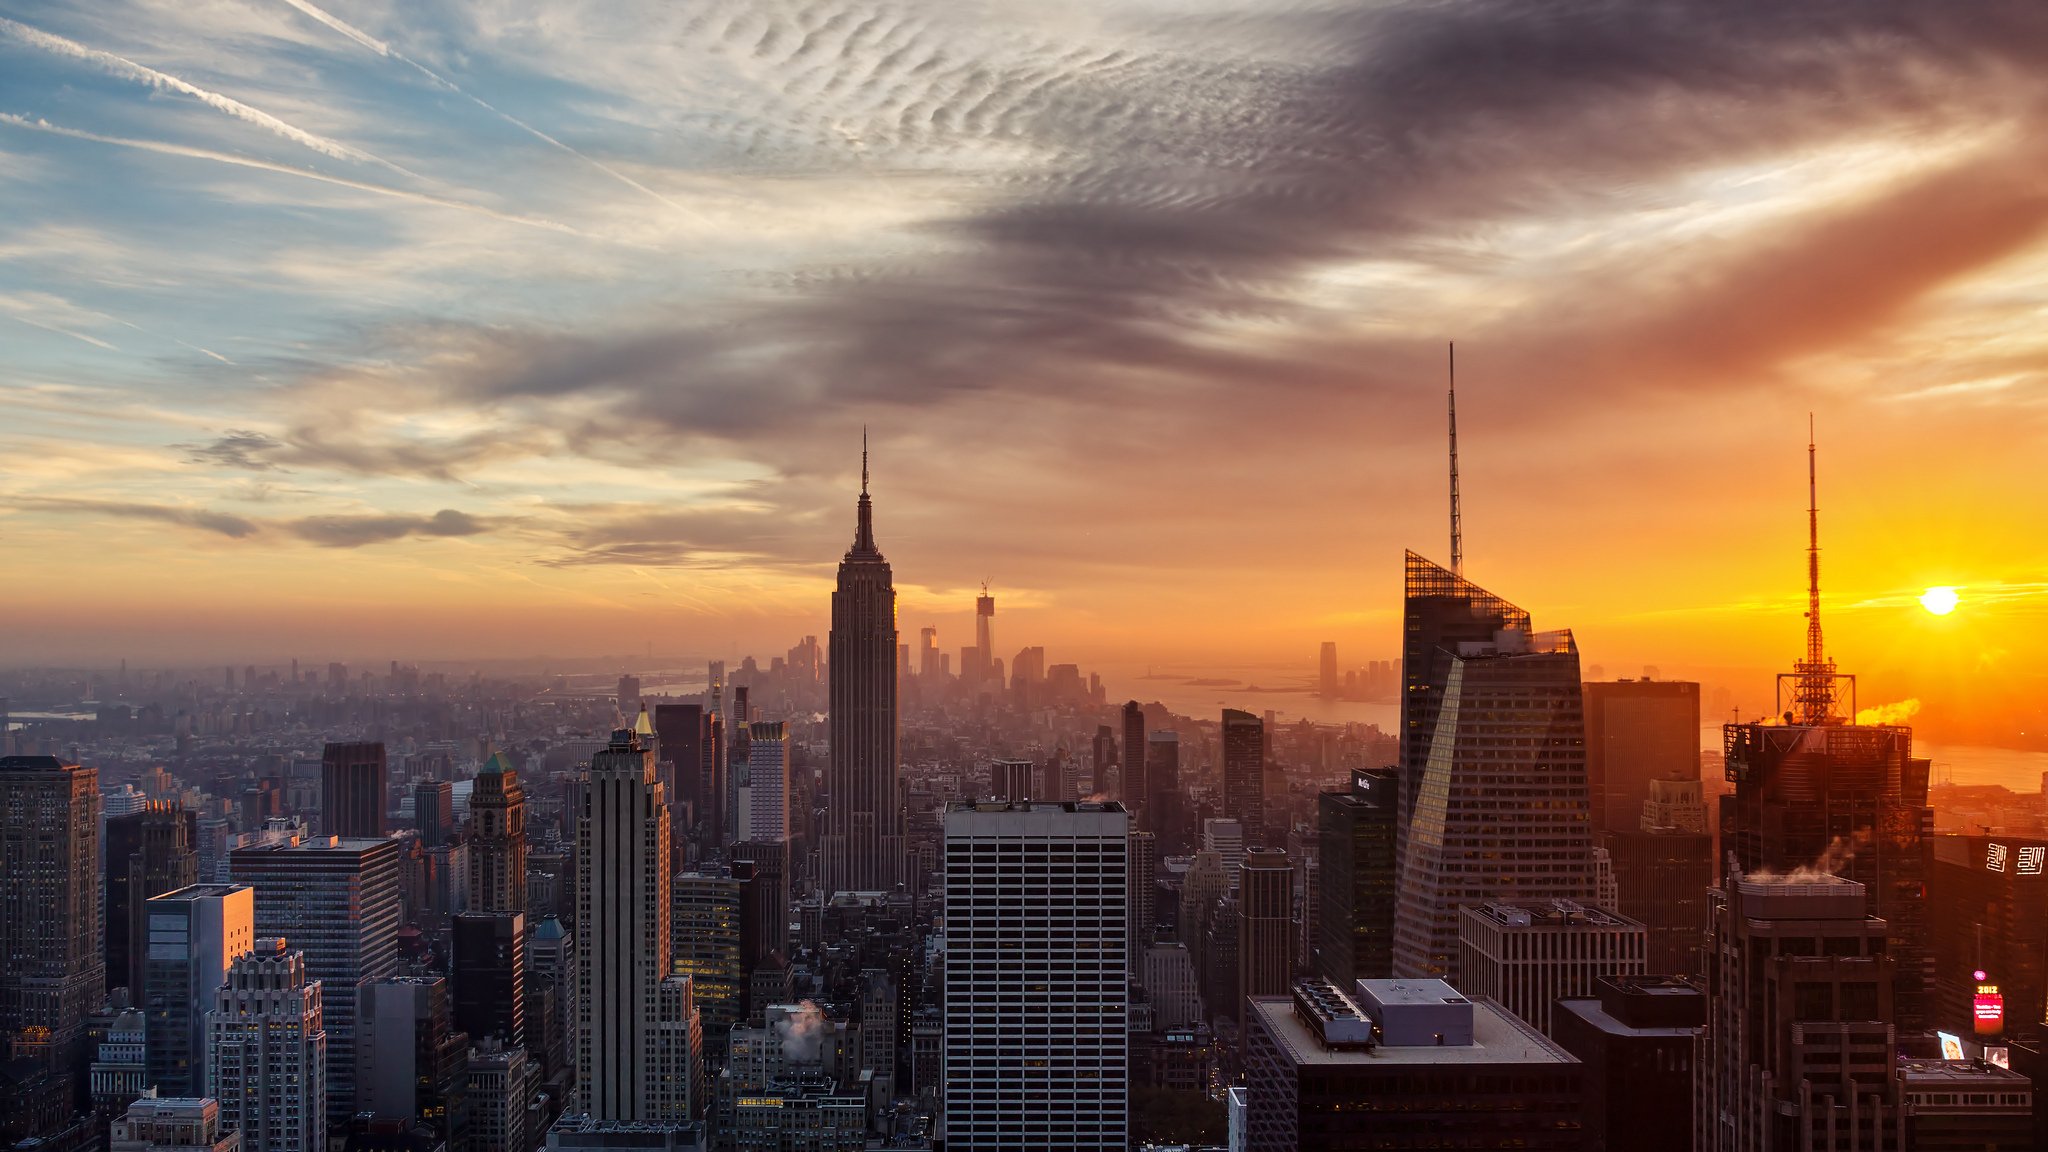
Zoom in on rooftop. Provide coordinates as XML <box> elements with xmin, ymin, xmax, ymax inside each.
<box><xmin>1897</xmin><ymin>1059</ymin><xmax>2032</xmax><ymax>1088</ymax></box>
<box><xmin>1466</xmin><ymin>899</ymin><xmax>1639</xmax><ymax>929</ymax></box>
<box><xmin>1249</xmin><ymin>994</ymin><xmax>1575</xmax><ymax>1069</ymax></box>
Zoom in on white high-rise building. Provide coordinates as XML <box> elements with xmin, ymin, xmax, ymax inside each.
<box><xmin>738</xmin><ymin>722</ymin><xmax>790</xmax><ymax>844</ymax></box>
<box><xmin>206</xmin><ymin>940</ymin><xmax>326</xmax><ymax>1152</ymax></box>
<box><xmin>1202</xmin><ymin>818</ymin><xmax>1245</xmax><ymax>890</ymax></box>
<box><xmin>944</xmin><ymin>800</ymin><xmax>1128</xmax><ymax>1151</ymax></box>
<box><xmin>576</xmin><ymin>728</ymin><xmax>701</xmax><ymax>1122</ymax></box>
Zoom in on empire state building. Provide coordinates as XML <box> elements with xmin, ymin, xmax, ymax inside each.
<box><xmin>822</xmin><ymin>444</ymin><xmax>903</xmax><ymax>894</ymax></box>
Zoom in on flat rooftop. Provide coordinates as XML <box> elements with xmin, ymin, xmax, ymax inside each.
<box><xmin>1249</xmin><ymin>995</ymin><xmax>1576</xmax><ymax>1068</ymax></box>
<box><xmin>1555</xmin><ymin>997</ymin><xmax>1701</xmax><ymax>1039</ymax></box>
<box><xmin>1897</xmin><ymin>1060</ymin><xmax>2032</xmax><ymax>1088</ymax></box>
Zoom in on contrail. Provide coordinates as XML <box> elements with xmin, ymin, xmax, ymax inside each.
<box><xmin>8</xmin><ymin>312</ymin><xmax>119</xmax><ymax>351</ymax></box>
<box><xmin>0</xmin><ymin>113</ymin><xmax>602</xmax><ymax>239</ymax></box>
<box><xmin>275</xmin><ymin>0</ymin><xmax>699</xmax><ymax>219</ymax></box>
<box><xmin>0</xmin><ymin>15</ymin><xmax>419</xmax><ymax>180</ymax></box>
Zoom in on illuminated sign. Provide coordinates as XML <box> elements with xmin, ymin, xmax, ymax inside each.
<box><xmin>1983</xmin><ymin>843</ymin><xmax>2048</xmax><ymax>875</ymax></box>
<box><xmin>1987</xmin><ymin>844</ymin><xmax>2008</xmax><ymax>872</ymax></box>
<box><xmin>1975</xmin><ymin>983</ymin><xmax>2005</xmax><ymax>1036</ymax></box>
<box><xmin>1938</xmin><ymin>1032</ymin><xmax>1965</xmax><ymax>1061</ymax></box>
<box><xmin>2021</xmin><ymin>847</ymin><xmax>2045</xmax><ymax>875</ymax></box>
<box><xmin>1987</xmin><ymin>1047</ymin><xmax>2011</xmax><ymax>1069</ymax></box>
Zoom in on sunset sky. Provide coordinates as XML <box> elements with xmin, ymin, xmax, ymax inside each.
<box><xmin>3</xmin><ymin>1</ymin><xmax>2046</xmax><ymax>736</ymax></box>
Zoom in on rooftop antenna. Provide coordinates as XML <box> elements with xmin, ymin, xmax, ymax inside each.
<box><xmin>861</xmin><ymin>425</ymin><xmax>869</xmax><ymax>495</ymax></box>
<box><xmin>1448</xmin><ymin>342</ymin><xmax>1463</xmax><ymax>576</ymax></box>
<box><xmin>1778</xmin><ymin>414</ymin><xmax>1852</xmax><ymax>724</ymax></box>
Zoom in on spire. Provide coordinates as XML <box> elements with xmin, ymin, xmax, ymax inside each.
<box><xmin>1448</xmin><ymin>341</ymin><xmax>1463</xmax><ymax>577</ymax></box>
<box><xmin>851</xmin><ymin>429</ymin><xmax>878</xmax><ymax>556</ymax></box>
<box><xmin>1788</xmin><ymin>414</ymin><xmax>1841</xmax><ymax>724</ymax></box>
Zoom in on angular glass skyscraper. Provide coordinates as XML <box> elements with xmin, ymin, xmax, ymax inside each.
<box><xmin>1392</xmin><ymin>554</ymin><xmax>1593</xmax><ymax>983</ymax></box>
<box><xmin>823</xmin><ymin>452</ymin><xmax>903</xmax><ymax>895</ymax></box>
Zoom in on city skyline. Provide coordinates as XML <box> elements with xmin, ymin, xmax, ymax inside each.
<box><xmin>0</xmin><ymin>2</ymin><xmax>2043</xmax><ymax>749</ymax></box>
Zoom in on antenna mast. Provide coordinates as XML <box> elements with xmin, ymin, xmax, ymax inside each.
<box><xmin>1779</xmin><ymin>413</ymin><xmax>1850</xmax><ymax>724</ymax></box>
<box><xmin>1448</xmin><ymin>342</ymin><xmax>1463</xmax><ymax>576</ymax></box>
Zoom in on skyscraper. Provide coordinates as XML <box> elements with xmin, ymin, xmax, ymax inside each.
<box><xmin>653</xmin><ymin>703</ymin><xmax>707</xmax><ymax>848</ymax></box>
<box><xmin>1392</xmin><ymin>566</ymin><xmax>1595</xmax><ymax>984</ymax></box>
<box><xmin>1221</xmin><ymin>709</ymin><xmax>1265</xmax><ymax>847</ymax></box>
<box><xmin>452</xmin><ymin>911</ymin><xmax>526</xmax><ymax>1049</ymax></box>
<box><xmin>207</xmin><ymin>940</ymin><xmax>327</xmax><ymax>1152</ymax></box>
<box><xmin>319</xmin><ymin>742</ymin><xmax>386</xmax><ymax>838</ymax></box>
<box><xmin>468</xmin><ymin>751</ymin><xmax>528</xmax><ymax>914</ymax></box>
<box><xmin>1582</xmin><ymin>678</ymin><xmax>1701</xmax><ymax>834</ymax></box>
<box><xmin>1091</xmin><ymin>726</ymin><xmax>1116</xmax><ymax>795</ymax></box>
<box><xmin>1127</xmin><ymin>830</ymin><xmax>1156</xmax><ymax>974</ymax></box>
<box><xmin>944</xmin><ymin>801</ymin><xmax>1128</xmax><ymax>1150</ymax></box>
<box><xmin>141</xmin><ymin>883</ymin><xmax>255</xmax><ymax>1096</ymax></box>
<box><xmin>413</xmin><ymin>780</ymin><xmax>453</xmax><ymax>849</ymax></box>
<box><xmin>823</xmin><ymin>445</ymin><xmax>903</xmax><ymax>896</ymax></box>
<box><xmin>357</xmin><ymin>975</ymin><xmax>469</xmax><ymax>1143</ymax></box>
<box><xmin>739</xmin><ymin>721</ymin><xmax>790</xmax><ymax>845</ymax></box>
<box><xmin>974</xmin><ymin>588</ymin><xmax>995</xmax><ymax>686</ymax></box>
<box><xmin>106</xmin><ymin>802</ymin><xmax>199</xmax><ymax>997</ymax></box>
<box><xmin>671</xmin><ymin>870</ymin><xmax>744</xmax><ymax>1051</ymax></box>
<box><xmin>1316</xmin><ymin>767</ymin><xmax>1398</xmax><ymax>986</ymax></box>
<box><xmin>1146</xmin><ymin>730</ymin><xmax>1182</xmax><ymax>855</ymax></box>
<box><xmin>1120</xmin><ymin>701</ymin><xmax>1146</xmax><ymax>818</ymax></box>
<box><xmin>1238</xmin><ymin>848</ymin><xmax>1296</xmax><ymax>1022</ymax></box>
<box><xmin>229</xmin><ymin>836</ymin><xmax>402</xmax><ymax>1120</ymax></box>
<box><xmin>1457</xmin><ymin>900</ymin><xmax>1647</xmax><ymax>1038</ymax></box>
<box><xmin>0</xmin><ymin>754</ymin><xmax>104</xmax><ymax>1115</ymax></box>
<box><xmin>576</xmin><ymin>728</ymin><xmax>700</xmax><ymax>1122</ymax></box>
<box><xmin>1318</xmin><ymin>641</ymin><xmax>1338</xmax><ymax>698</ymax></box>
<box><xmin>1719</xmin><ymin>436</ymin><xmax>1934</xmax><ymax>1030</ymax></box>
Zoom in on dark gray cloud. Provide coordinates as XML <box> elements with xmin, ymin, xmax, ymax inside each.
<box><xmin>287</xmin><ymin>508</ymin><xmax>493</xmax><ymax>547</ymax></box>
<box><xmin>369</xmin><ymin>0</ymin><xmax>2048</xmax><ymax>443</ymax></box>
<box><xmin>179</xmin><ymin>429</ymin><xmax>288</xmax><ymax>471</ymax></box>
<box><xmin>14</xmin><ymin>496</ymin><xmax>262</xmax><ymax>538</ymax></box>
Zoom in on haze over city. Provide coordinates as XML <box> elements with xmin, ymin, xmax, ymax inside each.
<box><xmin>5</xmin><ymin>1</ymin><xmax>2047</xmax><ymax>751</ymax></box>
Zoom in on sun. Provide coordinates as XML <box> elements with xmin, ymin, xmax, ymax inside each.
<box><xmin>1919</xmin><ymin>586</ymin><xmax>1960</xmax><ymax>615</ymax></box>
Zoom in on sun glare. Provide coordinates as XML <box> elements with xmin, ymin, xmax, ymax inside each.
<box><xmin>1919</xmin><ymin>586</ymin><xmax>1960</xmax><ymax>615</ymax></box>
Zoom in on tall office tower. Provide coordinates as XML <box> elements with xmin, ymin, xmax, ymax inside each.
<box><xmin>467</xmin><ymin>751</ymin><xmax>528</xmax><ymax>915</ymax></box>
<box><xmin>653</xmin><ymin>703</ymin><xmax>707</xmax><ymax>847</ymax></box>
<box><xmin>319</xmin><ymin>742</ymin><xmax>386</xmax><ymax>838</ymax></box>
<box><xmin>1456</xmin><ymin>900</ymin><xmax>1648</xmax><ymax>1037</ymax></box>
<box><xmin>1204</xmin><ymin>817</ymin><xmax>1246</xmax><ymax>879</ymax></box>
<box><xmin>823</xmin><ymin>448</ymin><xmax>903</xmax><ymax>896</ymax></box>
<box><xmin>1720</xmin><ymin>431</ymin><xmax>1935</xmax><ymax>1030</ymax></box>
<box><xmin>1930</xmin><ymin>833</ymin><xmax>2048</xmax><ymax>1039</ymax></box>
<box><xmin>974</xmin><ymin>588</ymin><xmax>995</xmax><ymax>685</ymax></box>
<box><xmin>1398</xmin><ymin>551</ymin><xmax>1530</xmax><ymax>868</ymax></box>
<box><xmin>107</xmin><ymin>802</ymin><xmax>200</xmax><ymax>996</ymax></box>
<box><xmin>988</xmin><ymin>758</ymin><xmax>1033</xmax><ymax>803</ymax></box>
<box><xmin>207</xmin><ymin>940</ymin><xmax>327</xmax><ymax>1152</ymax></box>
<box><xmin>732</xmin><ymin>842</ymin><xmax>790</xmax><ymax>970</ymax></box>
<box><xmin>1245</xmin><ymin>978</ymin><xmax>1582</xmax><ymax>1151</ymax></box>
<box><xmin>576</xmin><ymin>728</ymin><xmax>699</xmax><ymax>1122</ymax></box>
<box><xmin>526</xmin><ymin>919</ymin><xmax>575</xmax><ymax>1080</ymax></box>
<box><xmin>108</xmin><ymin>1095</ymin><xmax>240</xmax><ymax>1152</ymax></box>
<box><xmin>1146</xmin><ymin>730</ymin><xmax>1183</xmax><ymax>855</ymax></box>
<box><xmin>944</xmin><ymin>801</ymin><xmax>1128</xmax><ymax>1151</ymax></box>
<box><xmin>1316</xmin><ymin>768</ymin><xmax>1398</xmax><ymax>986</ymax></box>
<box><xmin>1238</xmin><ymin>848</ymin><xmax>1297</xmax><ymax>1022</ymax></box>
<box><xmin>1392</xmin><ymin>611</ymin><xmax>1594</xmax><ymax>984</ymax></box>
<box><xmin>1555</xmin><ymin>975</ymin><xmax>1708</xmax><ymax>1152</ymax></box>
<box><xmin>1318</xmin><ymin>642</ymin><xmax>1338</xmax><ymax>698</ymax></box>
<box><xmin>617</xmin><ymin>673</ymin><xmax>643</xmax><ymax>715</ymax></box>
<box><xmin>357</xmin><ymin>976</ymin><xmax>469</xmax><ymax>1143</ymax></box>
<box><xmin>739</xmin><ymin>721</ymin><xmax>790</xmax><ymax>845</ymax></box>
<box><xmin>1120</xmin><ymin>701</ymin><xmax>1146</xmax><ymax>817</ymax></box>
<box><xmin>1600</xmin><ymin>784</ymin><xmax>1714</xmax><ymax>976</ymax></box>
<box><xmin>452</xmin><ymin>912</ymin><xmax>526</xmax><ymax>1049</ymax></box>
<box><xmin>1091</xmin><ymin>727</ymin><xmax>1117</xmax><ymax>794</ymax></box>
<box><xmin>1221</xmin><ymin>709</ymin><xmax>1265</xmax><ymax>846</ymax></box>
<box><xmin>0</xmin><ymin>754</ymin><xmax>104</xmax><ymax>1111</ymax></box>
<box><xmin>917</xmin><ymin>626</ymin><xmax>939</xmax><ymax>680</ymax></box>
<box><xmin>671</xmin><ymin>871</ymin><xmax>744</xmax><ymax>1050</ymax></box>
<box><xmin>1127</xmin><ymin>830</ymin><xmax>1157</xmax><ymax>973</ymax></box>
<box><xmin>142</xmin><ymin>884</ymin><xmax>256</xmax><ymax>1096</ymax></box>
<box><xmin>413</xmin><ymin>780</ymin><xmax>453</xmax><ymax>849</ymax></box>
<box><xmin>229</xmin><ymin>836</ymin><xmax>402</xmax><ymax>1120</ymax></box>
<box><xmin>1695</xmin><ymin>871</ymin><xmax>1897</xmax><ymax>1152</ymax></box>
<box><xmin>1583</xmin><ymin>679</ymin><xmax>1701</xmax><ymax>833</ymax></box>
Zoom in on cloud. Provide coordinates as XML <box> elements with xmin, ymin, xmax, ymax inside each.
<box><xmin>287</xmin><ymin>508</ymin><xmax>493</xmax><ymax>547</ymax></box>
<box><xmin>180</xmin><ymin>429</ymin><xmax>287</xmax><ymax>471</ymax></box>
<box><xmin>14</xmin><ymin>496</ymin><xmax>260</xmax><ymax>539</ymax></box>
<box><xmin>0</xmin><ymin>14</ymin><xmax>417</xmax><ymax>178</ymax></box>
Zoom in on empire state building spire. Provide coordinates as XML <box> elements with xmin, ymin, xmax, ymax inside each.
<box><xmin>823</xmin><ymin>432</ymin><xmax>903</xmax><ymax>894</ymax></box>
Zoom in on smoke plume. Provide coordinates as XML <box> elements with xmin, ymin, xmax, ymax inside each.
<box><xmin>1855</xmin><ymin>699</ymin><xmax>1922</xmax><ymax>726</ymax></box>
<box><xmin>775</xmin><ymin>1000</ymin><xmax>828</xmax><ymax>1063</ymax></box>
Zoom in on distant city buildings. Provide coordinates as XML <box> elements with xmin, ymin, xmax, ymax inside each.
<box><xmin>319</xmin><ymin>742</ymin><xmax>387</xmax><ymax>838</ymax></box>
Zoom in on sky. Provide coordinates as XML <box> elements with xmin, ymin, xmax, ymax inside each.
<box><xmin>2</xmin><ymin>0</ymin><xmax>2046</xmax><ymax>739</ymax></box>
